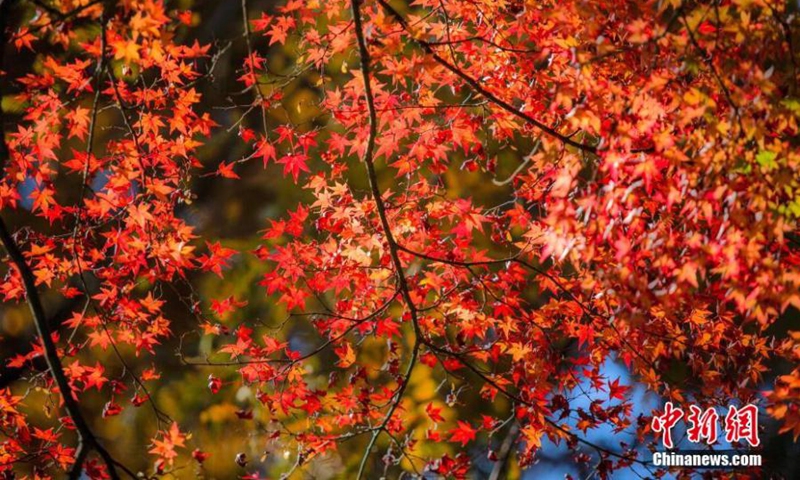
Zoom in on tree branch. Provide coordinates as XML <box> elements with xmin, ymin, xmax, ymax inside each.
<box><xmin>351</xmin><ymin>1</ymin><xmax>421</xmax><ymax>477</ymax></box>
<box><xmin>28</xmin><ymin>0</ymin><xmax>65</xmax><ymax>19</ymax></box>
<box><xmin>489</xmin><ymin>422</ymin><xmax>519</xmax><ymax>480</ymax></box>
<box><xmin>241</xmin><ymin>0</ymin><xmax>269</xmax><ymax>134</ymax></box>
<box><xmin>0</xmin><ymin>221</ymin><xmax>125</xmax><ymax>479</ymax></box>
<box><xmin>0</xmin><ymin>0</ymin><xmax>11</xmax><ymax>172</ymax></box>
<box><xmin>9</xmin><ymin>0</ymin><xmax>104</xmax><ymax>40</ymax></box>
<box><xmin>385</xmin><ymin>241</ymin><xmax>658</xmax><ymax>467</ymax></box>
<box><xmin>0</xmin><ymin>296</ymin><xmax>82</xmax><ymax>389</ymax></box>
<box><xmin>68</xmin><ymin>441</ymin><xmax>89</xmax><ymax>479</ymax></box>
<box><xmin>0</xmin><ymin>4</ymin><xmax>129</xmax><ymax>477</ymax></box>
<box><xmin>423</xmin><ymin>339</ymin><xmax>647</xmax><ymax>467</ymax></box>
<box><xmin>375</xmin><ymin>0</ymin><xmax>597</xmax><ymax>153</ymax></box>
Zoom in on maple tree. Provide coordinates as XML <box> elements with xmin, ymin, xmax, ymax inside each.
<box><xmin>0</xmin><ymin>0</ymin><xmax>799</xmax><ymax>478</ymax></box>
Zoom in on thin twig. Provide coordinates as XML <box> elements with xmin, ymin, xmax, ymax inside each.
<box><xmin>241</xmin><ymin>0</ymin><xmax>269</xmax><ymax>134</ymax></box>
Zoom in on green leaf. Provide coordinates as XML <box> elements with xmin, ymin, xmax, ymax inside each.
<box><xmin>756</xmin><ymin>150</ymin><xmax>778</xmax><ymax>170</ymax></box>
